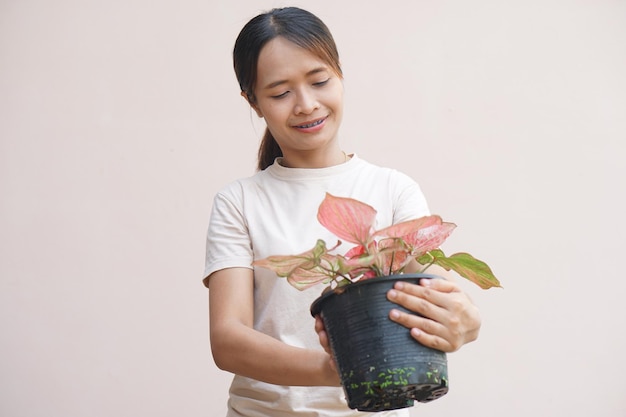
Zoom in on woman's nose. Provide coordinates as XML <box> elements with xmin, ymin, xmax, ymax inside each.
<box><xmin>294</xmin><ymin>88</ymin><xmax>319</xmax><ymax>115</ymax></box>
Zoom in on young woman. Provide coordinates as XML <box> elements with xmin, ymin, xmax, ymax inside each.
<box><xmin>204</xmin><ymin>7</ymin><xmax>481</xmax><ymax>417</ymax></box>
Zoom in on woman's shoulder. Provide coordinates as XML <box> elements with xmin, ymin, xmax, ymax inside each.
<box><xmin>353</xmin><ymin>156</ymin><xmax>418</xmax><ymax>186</ymax></box>
<box><xmin>213</xmin><ymin>169</ymin><xmax>269</xmax><ymax>199</ymax></box>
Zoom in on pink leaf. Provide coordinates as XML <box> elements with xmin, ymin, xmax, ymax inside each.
<box><xmin>287</xmin><ymin>267</ymin><xmax>333</xmax><ymax>291</ymax></box>
<box><xmin>252</xmin><ymin>255</ymin><xmax>315</xmax><ymax>277</ymax></box>
<box><xmin>405</xmin><ymin>222</ymin><xmax>457</xmax><ymax>256</ymax></box>
<box><xmin>375</xmin><ymin>215</ymin><xmax>443</xmax><ymax>238</ymax></box>
<box><xmin>344</xmin><ymin>244</ymin><xmax>366</xmax><ymax>259</ymax></box>
<box><xmin>376</xmin><ymin>238</ymin><xmax>413</xmax><ymax>274</ymax></box>
<box><xmin>317</xmin><ymin>193</ymin><xmax>377</xmax><ymax>245</ymax></box>
<box><xmin>341</xmin><ymin>252</ymin><xmax>377</xmax><ymax>270</ymax></box>
<box><xmin>252</xmin><ymin>239</ymin><xmax>329</xmax><ymax>277</ymax></box>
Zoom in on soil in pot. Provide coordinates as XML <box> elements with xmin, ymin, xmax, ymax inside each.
<box><xmin>310</xmin><ymin>273</ymin><xmax>449</xmax><ymax>412</ymax></box>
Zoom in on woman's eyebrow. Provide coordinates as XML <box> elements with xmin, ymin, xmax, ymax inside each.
<box><xmin>263</xmin><ymin>67</ymin><xmax>328</xmax><ymax>90</ymax></box>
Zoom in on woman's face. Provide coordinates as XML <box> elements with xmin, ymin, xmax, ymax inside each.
<box><xmin>250</xmin><ymin>37</ymin><xmax>344</xmax><ymax>164</ymax></box>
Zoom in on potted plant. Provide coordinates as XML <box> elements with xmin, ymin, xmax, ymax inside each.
<box><xmin>253</xmin><ymin>193</ymin><xmax>501</xmax><ymax>411</ymax></box>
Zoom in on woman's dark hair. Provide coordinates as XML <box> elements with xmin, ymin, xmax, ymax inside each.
<box><xmin>233</xmin><ymin>7</ymin><xmax>342</xmax><ymax>170</ymax></box>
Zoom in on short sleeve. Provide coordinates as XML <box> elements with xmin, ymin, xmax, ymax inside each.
<box><xmin>202</xmin><ymin>186</ymin><xmax>253</xmax><ymax>287</ymax></box>
<box><xmin>391</xmin><ymin>170</ymin><xmax>431</xmax><ymax>223</ymax></box>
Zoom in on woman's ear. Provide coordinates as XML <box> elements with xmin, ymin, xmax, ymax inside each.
<box><xmin>241</xmin><ymin>91</ymin><xmax>263</xmax><ymax>118</ymax></box>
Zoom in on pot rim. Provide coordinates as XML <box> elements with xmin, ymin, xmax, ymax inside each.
<box><xmin>310</xmin><ymin>272</ymin><xmax>441</xmax><ymax>317</ymax></box>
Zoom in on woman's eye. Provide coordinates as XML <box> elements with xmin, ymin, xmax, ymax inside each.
<box><xmin>313</xmin><ymin>79</ymin><xmax>330</xmax><ymax>87</ymax></box>
<box><xmin>271</xmin><ymin>91</ymin><xmax>289</xmax><ymax>99</ymax></box>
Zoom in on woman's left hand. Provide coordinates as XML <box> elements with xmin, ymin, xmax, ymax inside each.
<box><xmin>387</xmin><ymin>278</ymin><xmax>481</xmax><ymax>352</ymax></box>
<box><xmin>315</xmin><ymin>315</ymin><xmax>337</xmax><ymax>372</ymax></box>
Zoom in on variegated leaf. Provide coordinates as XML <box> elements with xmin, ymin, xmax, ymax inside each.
<box><xmin>375</xmin><ymin>215</ymin><xmax>442</xmax><ymax>238</ymax></box>
<box><xmin>317</xmin><ymin>193</ymin><xmax>377</xmax><ymax>245</ymax></box>
<box><xmin>433</xmin><ymin>252</ymin><xmax>502</xmax><ymax>289</ymax></box>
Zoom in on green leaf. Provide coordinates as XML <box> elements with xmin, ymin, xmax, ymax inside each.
<box><xmin>416</xmin><ymin>252</ymin><xmax>435</xmax><ymax>265</ymax></box>
<box><xmin>431</xmin><ymin>252</ymin><xmax>502</xmax><ymax>289</ymax></box>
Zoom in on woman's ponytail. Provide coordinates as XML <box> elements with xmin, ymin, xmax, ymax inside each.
<box><xmin>257</xmin><ymin>128</ymin><xmax>282</xmax><ymax>170</ymax></box>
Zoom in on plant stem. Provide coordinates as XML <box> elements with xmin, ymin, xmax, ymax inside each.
<box><xmin>388</xmin><ymin>251</ymin><xmax>395</xmax><ymax>275</ymax></box>
<box><xmin>419</xmin><ymin>260</ymin><xmax>435</xmax><ymax>273</ymax></box>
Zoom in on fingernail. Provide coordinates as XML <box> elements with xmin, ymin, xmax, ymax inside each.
<box><xmin>390</xmin><ymin>309</ymin><xmax>400</xmax><ymax>319</ymax></box>
<box><xmin>411</xmin><ymin>328</ymin><xmax>421</xmax><ymax>337</ymax></box>
<box><xmin>387</xmin><ymin>289</ymin><xmax>397</xmax><ymax>299</ymax></box>
<box><xmin>420</xmin><ymin>279</ymin><xmax>432</xmax><ymax>287</ymax></box>
<box><xmin>394</xmin><ymin>282</ymin><xmax>405</xmax><ymax>290</ymax></box>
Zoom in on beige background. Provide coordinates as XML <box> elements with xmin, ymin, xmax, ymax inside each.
<box><xmin>1</xmin><ymin>1</ymin><xmax>625</xmax><ymax>416</ymax></box>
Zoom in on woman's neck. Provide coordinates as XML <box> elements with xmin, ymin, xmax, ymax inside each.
<box><xmin>279</xmin><ymin>150</ymin><xmax>349</xmax><ymax>169</ymax></box>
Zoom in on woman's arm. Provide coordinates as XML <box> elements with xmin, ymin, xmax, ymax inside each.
<box><xmin>208</xmin><ymin>267</ymin><xmax>340</xmax><ymax>386</ymax></box>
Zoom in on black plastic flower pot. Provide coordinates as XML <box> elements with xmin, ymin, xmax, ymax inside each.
<box><xmin>310</xmin><ymin>273</ymin><xmax>449</xmax><ymax>412</ymax></box>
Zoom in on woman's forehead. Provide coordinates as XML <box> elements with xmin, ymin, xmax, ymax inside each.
<box><xmin>256</xmin><ymin>37</ymin><xmax>330</xmax><ymax>86</ymax></box>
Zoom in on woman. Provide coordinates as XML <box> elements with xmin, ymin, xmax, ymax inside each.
<box><xmin>204</xmin><ymin>7</ymin><xmax>481</xmax><ymax>417</ymax></box>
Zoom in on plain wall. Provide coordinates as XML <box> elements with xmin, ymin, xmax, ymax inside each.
<box><xmin>1</xmin><ymin>1</ymin><xmax>625</xmax><ymax>416</ymax></box>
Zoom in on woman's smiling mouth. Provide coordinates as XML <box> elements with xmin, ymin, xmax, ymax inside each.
<box><xmin>293</xmin><ymin>117</ymin><xmax>327</xmax><ymax>130</ymax></box>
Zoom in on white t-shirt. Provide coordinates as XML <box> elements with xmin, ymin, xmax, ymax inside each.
<box><xmin>204</xmin><ymin>155</ymin><xmax>430</xmax><ymax>417</ymax></box>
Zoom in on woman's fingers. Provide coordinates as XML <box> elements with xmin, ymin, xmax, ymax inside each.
<box><xmin>314</xmin><ymin>315</ymin><xmax>337</xmax><ymax>371</ymax></box>
<box><xmin>314</xmin><ymin>315</ymin><xmax>325</xmax><ymax>335</ymax></box>
<box><xmin>387</xmin><ymin>279</ymin><xmax>481</xmax><ymax>352</ymax></box>
<box><xmin>389</xmin><ymin>307</ymin><xmax>455</xmax><ymax>351</ymax></box>
<box><xmin>387</xmin><ymin>280</ymin><xmax>449</xmax><ymax>323</ymax></box>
